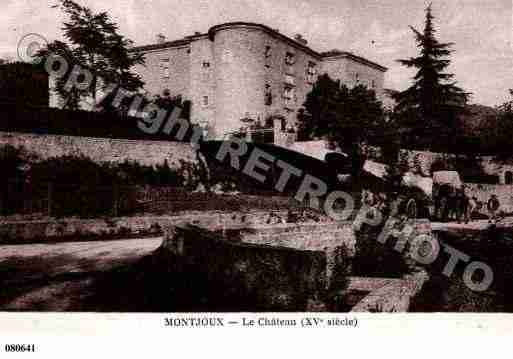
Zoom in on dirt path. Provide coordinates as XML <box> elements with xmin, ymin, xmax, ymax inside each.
<box><xmin>0</xmin><ymin>237</ymin><xmax>162</xmax><ymax>311</ymax></box>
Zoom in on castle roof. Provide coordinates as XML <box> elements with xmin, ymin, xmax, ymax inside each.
<box><xmin>130</xmin><ymin>22</ymin><xmax>387</xmax><ymax>72</ymax></box>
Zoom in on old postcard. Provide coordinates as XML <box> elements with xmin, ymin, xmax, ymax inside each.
<box><xmin>1</xmin><ymin>0</ymin><xmax>512</xmax><ymax>355</ymax></box>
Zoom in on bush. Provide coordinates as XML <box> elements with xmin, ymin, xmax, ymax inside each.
<box><xmin>30</xmin><ymin>157</ymin><xmax>190</xmax><ymax>217</ymax></box>
<box><xmin>430</xmin><ymin>155</ymin><xmax>499</xmax><ymax>183</ymax></box>
<box><xmin>352</xmin><ymin>211</ymin><xmax>409</xmax><ymax>278</ymax></box>
<box><xmin>0</xmin><ymin>146</ymin><xmax>201</xmax><ymax>217</ymax></box>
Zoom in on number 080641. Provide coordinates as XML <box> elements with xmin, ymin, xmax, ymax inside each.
<box><xmin>5</xmin><ymin>344</ymin><xmax>36</xmax><ymax>352</ymax></box>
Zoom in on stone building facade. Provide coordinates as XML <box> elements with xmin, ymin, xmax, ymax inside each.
<box><xmin>131</xmin><ymin>22</ymin><xmax>387</xmax><ymax>141</ymax></box>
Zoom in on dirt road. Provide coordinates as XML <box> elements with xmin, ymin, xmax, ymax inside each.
<box><xmin>0</xmin><ymin>237</ymin><xmax>162</xmax><ymax>311</ymax></box>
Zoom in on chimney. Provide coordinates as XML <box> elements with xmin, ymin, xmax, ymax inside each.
<box><xmin>294</xmin><ymin>34</ymin><xmax>307</xmax><ymax>45</ymax></box>
<box><xmin>156</xmin><ymin>33</ymin><xmax>166</xmax><ymax>44</ymax></box>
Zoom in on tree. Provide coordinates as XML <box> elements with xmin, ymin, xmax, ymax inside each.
<box><xmin>297</xmin><ymin>74</ymin><xmax>386</xmax><ymax>149</ymax></box>
<box><xmin>0</xmin><ymin>61</ymin><xmax>50</xmax><ymax>107</ymax></box>
<box><xmin>499</xmin><ymin>89</ymin><xmax>513</xmax><ymax>114</ymax></box>
<box><xmin>489</xmin><ymin>90</ymin><xmax>513</xmax><ymax>158</ymax></box>
<box><xmin>38</xmin><ymin>0</ymin><xmax>144</xmax><ymax>110</ymax></box>
<box><xmin>393</xmin><ymin>4</ymin><xmax>470</xmax><ymax>150</ymax></box>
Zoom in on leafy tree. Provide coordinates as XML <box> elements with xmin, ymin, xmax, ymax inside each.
<box><xmin>38</xmin><ymin>0</ymin><xmax>144</xmax><ymax>110</ymax></box>
<box><xmin>0</xmin><ymin>146</ymin><xmax>35</xmax><ymax>215</ymax></box>
<box><xmin>489</xmin><ymin>90</ymin><xmax>513</xmax><ymax>158</ymax></box>
<box><xmin>297</xmin><ymin>74</ymin><xmax>386</xmax><ymax>149</ymax></box>
<box><xmin>0</xmin><ymin>61</ymin><xmax>50</xmax><ymax>107</ymax></box>
<box><xmin>393</xmin><ymin>4</ymin><xmax>470</xmax><ymax>150</ymax></box>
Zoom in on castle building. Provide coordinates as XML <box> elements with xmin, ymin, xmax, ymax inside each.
<box><xmin>130</xmin><ymin>22</ymin><xmax>387</xmax><ymax>142</ymax></box>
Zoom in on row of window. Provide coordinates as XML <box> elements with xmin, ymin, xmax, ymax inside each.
<box><xmin>194</xmin><ymin>78</ymin><xmax>377</xmax><ymax>110</ymax></box>
<box><xmin>199</xmin><ymin>87</ymin><xmax>295</xmax><ymax>108</ymax></box>
<box><xmin>201</xmin><ymin>87</ymin><xmax>295</xmax><ymax>108</ymax></box>
<box><xmin>160</xmin><ymin>52</ymin><xmax>319</xmax><ymax>84</ymax></box>
<box><xmin>160</xmin><ymin>56</ymin><xmax>377</xmax><ymax>89</ymax></box>
<box><xmin>159</xmin><ymin>58</ymin><xmax>211</xmax><ymax>78</ymax></box>
<box><xmin>265</xmin><ymin>47</ymin><xmax>317</xmax><ymax>83</ymax></box>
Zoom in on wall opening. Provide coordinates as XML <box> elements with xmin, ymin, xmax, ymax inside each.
<box><xmin>505</xmin><ymin>171</ymin><xmax>513</xmax><ymax>184</ymax></box>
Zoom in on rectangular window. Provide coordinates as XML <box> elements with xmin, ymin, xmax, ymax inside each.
<box><xmin>371</xmin><ymin>79</ymin><xmax>376</xmax><ymax>88</ymax></box>
<box><xmin>160</xmin><ymin>58</ymin><xmax>170</xmax><ymax>78</ymax></box>
<box><xmin>306</xmin><ymin>62</ymin><xmax>317</xmax><ymax>83</ymax></box>
<box><xmin>285</xmin><ymin>74</ymin><xmax>295</xmax><ymax>86</ymax></box>
<box><xmin>265</xmin><ymin>46</ymin><xmax>272</xmax><ymax>58</ymax></box>
<box><xmin>202</xmin><ymin>61</ymin><xmax>210</xmax><ymax>68</ymax></box>
<box><xmin>203</xmin><ymin>96</ymin><xmax>209</xmax><ymax>106</ymax></box>
<box><xmin>355</xmin><ymin>73</ymin><xmax>360</xmax><ymax>83</ymax></box>
<box><xmin>285</xmin><ymin>52</ymin><xmax>295</xmax><ymax>65</ymax></box>
<box><xmin>264</xmin><ymin>84</ymin><xmax>272</xmax><ymax>106</ymax></box>
<box><xmin>285</xmin><ymin>51</ymin><xmax>295</xmax><ymax>75</ymax></box>
<box><xmin>283</xmin><ymin>86</ymin><xmax>295</xmax><ymax>108</ymax></box>
<box><xmin>265</xmin><ymin>46</ymin><xmax>272</xmax><ymax>68</ymax></box>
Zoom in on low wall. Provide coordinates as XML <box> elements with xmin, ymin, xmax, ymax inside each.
<box><xmin>349</xmin><ymin>271</ymin><xmax>429</xmax><ymax>312</ymax></box>
<box><xmin>0</xmin><ymin>216</ymin><xmax>169</xmax><ymax>244</ymax></box>
<box><xmin>0</xmin><ymin>131</ymin><xmax>197</xmax><ymax>168</ymax></box>
<box><xmin>0</xmin><ymin>210</ymin><xmax>343</xmax><ymax>244</ymax></box>
<box><xmin>240</xmin><ymin>222</ymin><xmax>355</xmax><ymax>253</ymax></box>
<box><xmin>161</xmin><ymin>225</ymin><xmax>327</xmax><ymax>311</ymax></box>
<box><xmin>135</xmin><ymin>189</ymin><xmax>318</xmax><ymax>214</ymax></box>
<box><xmin>241</xmin><ymin>222</ymin><xmax>355</xmax><ymax>285</ymax></box>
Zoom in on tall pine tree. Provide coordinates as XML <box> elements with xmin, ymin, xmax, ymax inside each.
<box><xmin>394</xmin><ymin>4</ymin><xmax>469</xmax><ymax>151</ymax></box>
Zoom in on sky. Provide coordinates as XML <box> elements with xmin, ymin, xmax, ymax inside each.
<box><xmin>1</xmin><ymin>0</ymin><xmax>512</xmax><ymax>106</ymax></box>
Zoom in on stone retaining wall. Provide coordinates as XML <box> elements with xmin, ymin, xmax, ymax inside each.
<box><xmin>0</xmin><ymin>131</ymin><xmax>197</xmax><ymax>168</ymax></box>
<box><xmin>240</xmin><ymin>222</ymin><xmax>355</xmax><ymax>285</ymax></box>
<box><xmin>0</xmin><ymin>210</ymin><xmax>352</xmax><ymax>245</ymax></box>
<box><xmin>160</xmin><ymin>224</ymin><xmax>327</xmax><ymax>311</ymax></box>
<box><xmin>350</xmin><ymin>271</ymin><xmax>429</xmax><ymax>312</ymax></box>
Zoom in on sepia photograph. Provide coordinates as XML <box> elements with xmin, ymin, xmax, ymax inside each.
<box><xmin>0</xmin><ymin>0</ymin><xmax>512</xmax><ymax>321</ymax></box>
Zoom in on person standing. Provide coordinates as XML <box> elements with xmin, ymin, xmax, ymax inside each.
<box><xmin>465</xmin><ymin>196</ymin><xmax>477</xmax><ymax>223</ymax></box>
<box><xmin>487</xmin><ymin>194</ymin><xmax>500</xmax><ymax>223</ymax></box>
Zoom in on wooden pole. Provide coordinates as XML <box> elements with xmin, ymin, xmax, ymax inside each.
<box><xmin>47</xmin><ymin>182</ymin><xmax>52</xmax><ymax>217</ymax></box>
<box><xmin>113</xmin><ymin>183</ymin><xmax>119</xmax><ymax>217</ymax></box>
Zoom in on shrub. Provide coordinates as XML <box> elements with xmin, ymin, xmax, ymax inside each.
<box><xmin>352</xmin><ymin>211</ymin><xmax>409</xmax><ymax>278</ymax></box>
<box><xmin>430</xmin><ymin>155</ymin><xmax>499</xmax><ymax>183</ymax></box>
<box><xmin>0</xmin><ymin>147</ymin><xmax>201</xmax><ymax>217</ymax></box>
